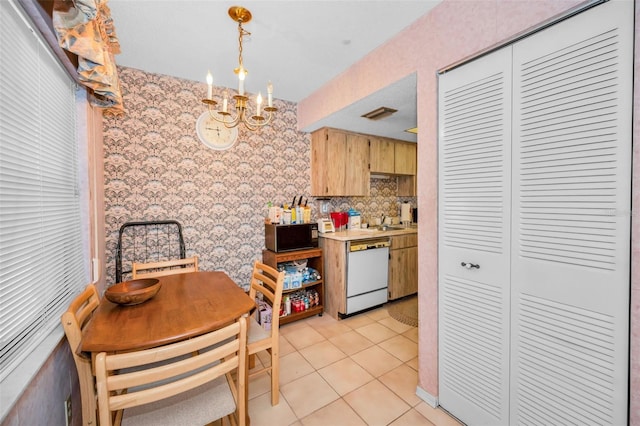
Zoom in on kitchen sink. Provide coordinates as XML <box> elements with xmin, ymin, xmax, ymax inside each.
<box><xmin>367</xmin><ymin>225</ymin><xmax>415</xmax><ymax>232</ymax></box>
<box><xmin>355</xmin><ymin>224</ymin><xmax>417</xmax><ymax>233</ymax></box>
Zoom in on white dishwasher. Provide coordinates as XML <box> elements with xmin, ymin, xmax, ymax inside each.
<box><xmin>345</xmin><ymin>237</ymin><xmax>391</xmax><ymax>316</ymax></box>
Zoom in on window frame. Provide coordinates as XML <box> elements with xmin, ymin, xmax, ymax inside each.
<box><xmin>0</xmin><ymin>0</ymin><xmax>91</xmax><ymax>419</ymax></box>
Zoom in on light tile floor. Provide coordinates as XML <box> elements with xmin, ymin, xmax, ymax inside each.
<box><xmin>246</xmin><ymin>304</ymin><xmax>463</xmax><ymax>426</ymax></box>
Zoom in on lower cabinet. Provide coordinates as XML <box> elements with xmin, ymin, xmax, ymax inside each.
<box><xmin>317</xmin><ymin>238</ymin><xmax>347</xmax><ymax>320</ymax></box>
<box><xmin>388</xmin><ymin>234</ymin><xmax>418</xmax><ymax>300</ymax></box>
<box><xmin>262</xmin><ymin>248</ymin><xmax>324</xmax><ymax>325</ymax></box>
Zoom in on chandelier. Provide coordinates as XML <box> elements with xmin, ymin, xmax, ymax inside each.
<box><xmin>202</xmin><ymin>6</ymin><xmax>277</xmax><ymax>131</ymax></box>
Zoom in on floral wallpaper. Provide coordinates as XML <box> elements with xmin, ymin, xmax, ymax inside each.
<box><xmin>102</xmin><ymin>67</ymin><xmax>415</xmax><ymax>288</ymax></box>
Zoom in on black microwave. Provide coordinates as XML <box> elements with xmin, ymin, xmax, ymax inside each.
<box><xmin>265</xmin><ymin>223</ymin><xmax>318</xmax><ymax>252</ymax></box>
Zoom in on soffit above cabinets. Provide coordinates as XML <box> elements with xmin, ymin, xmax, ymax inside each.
<box><xmin>300</xmin><ymin>74</ymin><xmax>418</xmax><ymax>143</ymax></box>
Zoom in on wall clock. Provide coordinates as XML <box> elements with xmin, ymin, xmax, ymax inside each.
<box><xmin>195</xmin><ymin>112</ymin><xmax>239</xmax><ymax>150</ymax></box>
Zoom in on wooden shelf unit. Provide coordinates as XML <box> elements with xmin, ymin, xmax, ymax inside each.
<box><xmin>262</xmin><ymin>247</ymin><xmax>324</xmax><ymax>325</ymax></box>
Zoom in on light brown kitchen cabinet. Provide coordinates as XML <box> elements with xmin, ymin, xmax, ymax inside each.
<box><xmin>311</xmin><ymin>127</ymin><xmax>416</xmax><ymax>196</ymax></box>
<box><xmin>318</xmin><ymin>238</ymin><xmax>347</xmax><ymax>320</ymax></box>
<box><xmin>311</xmin><ymin>128</ymin><xmax>369</xmax><ymax>196</ymax></box>
<box><xmin>395</xmin><ymin>142</ymin><xmax>417</xmax><ymax>197</ymax></box>
<box><xmin>394</xmin><ymin>142</ymin><xmax>417</xmax><ymax>175</ymax></box>
<box><xmin>388</xmin><ymin>234</ymin><xmax>418</xmax><ymax>300</ymax></box>
<box><xmin>369</xmin><ymin>137</ymin><xmax>395</xmax><ymax>174</ymax></box>
<box><xmin>369</xmin><ymin>136</ymin><xmax>417</xmax><ymax>196</ymax></box>
<box><xmin>370</xmin><ymin>137</ymin><xmax>417</xmax><ymax>176</ymax></box>
<box><xmin>397</xmin><ymin>175</ymin><xmax>416</xmax><ymax>197</ymax></box>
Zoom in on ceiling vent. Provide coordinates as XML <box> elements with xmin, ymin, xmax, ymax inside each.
<box><xmin>361</xmin><ymin>106</ymin><xmax>397</xmax><ymax>120</ymax></box>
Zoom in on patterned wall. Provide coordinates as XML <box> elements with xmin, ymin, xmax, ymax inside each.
<box><xmin>102</xmin><ymin>67</ymin><xmax>415</xmax><ymax>288</ymax></box>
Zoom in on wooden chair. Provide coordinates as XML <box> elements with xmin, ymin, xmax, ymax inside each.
<box><xmin>61</xmin><ymin>284</ymin><xmax>101</xmax><ymax>426</ymax></box>
<box><xmin>247</xmin><ymin>261</ymin><xmax>285</xmax><ymax>406</ymax></box>
<box><xmin>131</xmin><ymin>256</ymin><xmax>199</xmax><ymax>279</ymax></box>
<box><xmin>95</xmin><ymin>317</ymin><xmax>247</xmax><ymax>426</ymax></box>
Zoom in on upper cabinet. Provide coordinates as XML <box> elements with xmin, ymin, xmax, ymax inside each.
<box><xmin>370</xmin><ymin>137</ymin><xmax>416</xmax><ymax>176</ymax></box>
<box><xmin>394</xmin><ymin>142</ymin><xmax>417</xmax><ymax>175</ymax></box>
<box><xmin>370</xmin><ymin>137</ymin><xmax>417</xmax><ymax>197</ymax></box>
<box><xmin>311</xmin><ymin>127</ymin><xmax>417</xmax><ymax>197</ymax></box>
<box><xmin>369</xmin><ymin>137</ymin><xmax>395</xmax><ymax>174</ymax></box>
<box><xmin>311</xmin><ymin>128</ymin><xmax>370</xmax><ymax>196</ymax></box>
<box><xmin>395</xmin><ymin>142</ymin><xmax>417</xmax><ymax>196</ymax></box>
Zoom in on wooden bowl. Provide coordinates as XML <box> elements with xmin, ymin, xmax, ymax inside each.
<box><xmin>105</xmin><ymin>279</ymin><xmax>161</xmax><ymax>306</ymax></box>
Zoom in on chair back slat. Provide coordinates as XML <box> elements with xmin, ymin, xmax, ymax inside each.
<box><xmin>132</xmin><ymin>256</ymin><xmax>198</xmax><ymax>279</ymax></box>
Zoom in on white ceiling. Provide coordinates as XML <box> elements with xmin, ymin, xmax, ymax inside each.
<box><xmin>108</xmin><ymin>1</ymin><xmax>443</xmax><ymax>142</ymax></box>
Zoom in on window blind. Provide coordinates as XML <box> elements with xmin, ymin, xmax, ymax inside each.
<box><xmin>0</xmin><ymin>1</ymin><xmax>86</xmax><ymax>380</ymax></box>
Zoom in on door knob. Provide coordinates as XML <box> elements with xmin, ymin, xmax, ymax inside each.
<box><xmin>461</xmin><ymin>262</ymin><xmax>480</xmax><ymax>270</ymax></box>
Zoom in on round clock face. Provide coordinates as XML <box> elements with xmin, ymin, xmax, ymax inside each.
<box><xmin>196</xmin><ymin>112</ymin><xmax>239</xmax><ymax>150</ymax></box>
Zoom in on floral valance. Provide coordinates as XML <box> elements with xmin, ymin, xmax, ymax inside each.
<box><xmin>52</xmin><ymin>0</ymin><xmax>123</xmax><ymax>115</ymax></box>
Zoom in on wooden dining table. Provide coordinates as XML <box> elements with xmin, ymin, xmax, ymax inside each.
<box><xmin>80</xmin><ymin>271</ymin><xmax>256</xmax><ymax>424</ymax></box>
<box><xmin>81</xmin><ymin>271</ymin><xmax>255</xmax><ymax>353</ymax></box>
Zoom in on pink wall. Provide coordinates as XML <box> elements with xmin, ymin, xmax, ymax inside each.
<box><xmin>298</xmin><ymin>0</ymin><xmax>639</xmax><ymax>420</ymax></box>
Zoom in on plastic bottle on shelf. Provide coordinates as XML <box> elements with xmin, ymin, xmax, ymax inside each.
<box><xmin>285</xmin><ymin>296</ymin><xmax>291</xmax><ymax>315</ymax></box>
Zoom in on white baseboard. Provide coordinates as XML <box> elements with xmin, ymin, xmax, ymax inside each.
<box><xmin>416</xmin><ymin>386</ymin><xmax>438</xmax><ymax>408</ymax></box>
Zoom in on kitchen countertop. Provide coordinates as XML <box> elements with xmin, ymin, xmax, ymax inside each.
<box><xmin>319</xmin><ymin>226</ymin><xmax>417</xmax><ymax>241</ymax></box>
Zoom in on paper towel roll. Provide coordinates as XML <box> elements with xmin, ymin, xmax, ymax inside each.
<box><xmin>401</xmin><ymin>203</ymin><xmax>412</xmax><ymax>223</ymax></box>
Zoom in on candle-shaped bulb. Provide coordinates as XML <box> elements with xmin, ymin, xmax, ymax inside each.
<box><xmin>222</xmin><ymin>89</ymin><xmax>229</xmax><ymax>113</ymax></box>
<box><xmin>206</xmin><ymin>71</ymin><xmax>213</xmax><ymax>100</ymax></box>
<box><xmin>238</xmin><ymin>67</ymin><xmax>246</xmax><ymax>95</ymax></box>
<box><xmin>256</xmin><ymin>92</ymin><xmax>263</xmax><ymax>116</ymax></box>
<box><xmin>267</xmin><ymin>81</ymin><xmax>273</xmax><ymax>107</ymax></box>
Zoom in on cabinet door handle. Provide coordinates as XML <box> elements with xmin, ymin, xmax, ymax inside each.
<box><xmin>461</xmin><ymin>262</ymin><xmax>480</xmax><ymax>270</ymax></box>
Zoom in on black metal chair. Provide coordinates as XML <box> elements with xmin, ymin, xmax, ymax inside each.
<box><xmin>115</xmin><ymin>220</ymin><xmax>186</xmax><ymax>283</ymax></box>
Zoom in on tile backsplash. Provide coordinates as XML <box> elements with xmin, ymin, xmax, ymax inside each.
<box><xmin>327</xmin><ymin>178</ymin><xmax>416</xmax><ymax>225</ymax></box>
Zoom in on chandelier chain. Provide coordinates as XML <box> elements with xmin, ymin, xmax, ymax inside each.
<box><xmin>202</xmin><ymin>6</ymin><xmax>277</xmax><ymax>132</ymax></box>
<box><xmin>237</xmin><ymin>22</ymin><xmax>250</xmax><ymax>72</ymax></box>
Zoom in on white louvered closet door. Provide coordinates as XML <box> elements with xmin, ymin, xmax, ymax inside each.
<box><xmin>438</xmin><ymin>47</ymin><xmax>512</xmax><ymax>425</ymax></box>
<box><xmin>510</xmin><ymin>1</ymin><xmax>632</xmax><ymax>424</ymax></box>
<box><xmin>439</xmin><ymin>1</ymin><xmax>632</xmax><ymax>425</ymax></box>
